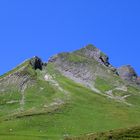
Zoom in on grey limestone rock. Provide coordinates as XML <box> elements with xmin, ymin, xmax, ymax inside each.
<box><xmin>117</xmin><ymin>65</ymin><xmax>138</xmax><ymax>82</ymax></box>
<box><xmin>48</xmin><ymin>45</ymin><xmax>120</xmax><ymax>89</ymax></box>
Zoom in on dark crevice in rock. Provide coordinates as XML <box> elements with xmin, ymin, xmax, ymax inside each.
<box><xmin>99</xmin><ymin>55</ymin><xmax>110</xmax><ymax>67</ymax></box>
<box><xmin>30</xmin><ymin>56</ymin><xmax>43</xmax><ymax>70</ymax></box>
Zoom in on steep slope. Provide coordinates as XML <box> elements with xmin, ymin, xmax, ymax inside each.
<box><xmin>48</xmin><ymin>45</ymin><xmax>119</xmax><ymax>89</ymax></box>
<box><xmin>0</xmin><ymin>45</ymin><xmax>140</xmax><ymax>140</ymax></box>
<box><xmin>48</xmin><ymin>45</ymin><xmax>140</xmax><ymax>105</ymax></box>
<box><xmin>0</xmin><ymin>59</ymin><xmax>36</xmax><ymax>113</ymax></box>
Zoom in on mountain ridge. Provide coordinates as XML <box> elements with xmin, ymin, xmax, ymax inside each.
<box><xmin>1</xmin><ymin>44</ymin><xmax>139</xmax><ymax>84</ymax></box>
<box><xmin>0</xmin><ymin>44</ymin><xmax>140</xmax><ymax>140</ymax></box>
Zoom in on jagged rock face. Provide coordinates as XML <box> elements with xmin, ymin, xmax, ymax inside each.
<box><xmin>0</xmin><ymin>56</ymin><xmax>43</xmax><ymax>93</ymax></box>
<box><xmin>49</xmin><ymin>45</ymin><xmax>114</xmax><ymax>69</ymax></box>
<box><xmin>117</xmin><ymin>65</ymin><xmax>138</xmax><ymax>81</ymax></box>
<box><xmin>74</xmin><ymin>45</ymin><xmax>110</xmax><ymax>67</ymax></box>
<box><xmin>48</xmin><ymin>45</ymin><xmax>120</xmax><ymax>89</ymax></box>
<box><xmin>30</xmin><ymin>56</ymin><xmax>43</xmax><ymax>70</ymax></box>
<box><xmin>74</xmin><ymin>45</ymin><xmax>118</xmax><ymax>74</ymax></box>
<box><xmin>0</xmin><ymin>67</ymin><xmax>34</xmax><ymax>92</ymax></box>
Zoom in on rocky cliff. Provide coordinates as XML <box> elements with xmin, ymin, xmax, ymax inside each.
<box><xmin>48</xmin><ymin>45</ymin><xmax>139</xmax><ymax>88</ymax></box>
<box><xmin>117</xmin><ymin>65</ymin><xmax>140</xmax><ymax>85</ymax></box>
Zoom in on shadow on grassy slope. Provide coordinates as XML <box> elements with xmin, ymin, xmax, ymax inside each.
<box><xmin>65</xmin><ymin>126</ymin><xmax>140</xmax><ymax>140</ymax></box>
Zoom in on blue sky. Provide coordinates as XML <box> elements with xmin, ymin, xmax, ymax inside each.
<box><xmin>0</xmin><ymin>0</ymin><xmax>140</xmax><ymax>75</ymax></box>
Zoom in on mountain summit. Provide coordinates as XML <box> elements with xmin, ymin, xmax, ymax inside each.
<box><xmin>0</xmin><ymin>44</ymin><xmax>140</xmax><ymax>140</ymax></box>
<box><xmin>48</xmin><ymin>44</ymin><xmax>139</xmax><ymax>87</ymax></box>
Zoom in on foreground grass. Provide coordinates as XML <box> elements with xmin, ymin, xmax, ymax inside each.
<box><xmin>65</xmin><ymin>126</ymin><xmax>140</xmax><ymax>140</ymax></box>
<box><xmin>0</xmin><ymin>135</ymin><xmax>47</xmax><ymax>140</ymax></box>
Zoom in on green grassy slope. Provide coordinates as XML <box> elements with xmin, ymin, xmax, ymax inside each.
<box><xmin>0</xmin><ymin>62</ymin><xmax>140</xmax><ymax>140</ymax></box>
<box><xmin>0</xmin><ymin>60</ymin><xmax>30</xmax><ymax>79</ymax></box>
<box><xmin>65</xmin><ymin>126</ymin><xmax>140</xmax><ymax>140</ymax></box>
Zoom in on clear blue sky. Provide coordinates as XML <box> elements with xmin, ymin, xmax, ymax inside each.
<box><xmin>0</xmin><ymin>0</ymin><xmax>140</xmax><ymax>75</ymax></box>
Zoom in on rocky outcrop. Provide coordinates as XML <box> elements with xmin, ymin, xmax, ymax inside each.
<box><xmin>48</xmin><ymin>55</ymin><xmax>58</xmax><ymax>63</ymax></box>
<box><xmin>48</xmin><ymin>45</ymin><xmax>121</xmax><ymax>90</ymax></box>
<box><xmin>117</xmin><ymin>65</ymin><xmax>138</xmax><ymax>83</ymax></box>
<box><xmin>0</xmin><ymin>56</ymin><xmax>44</xmax><ymax>93</ymax></box>
<box><xmin>0</xmin><ymin>67</ymin><xmax>34</xmax><ymax>92</ymax></box>
<box><xmin>74</xmin><ymin>45</ymin><xmax>117</xmax><ymax>74</ymax></box>
<box><xmin>74</xmin><ymin>45</ymin><xmax>109</xmax><ymax>66</ymax></box>
<box><xmin>30</xmin><ymin>56</ymin><xmax>43</xmax><ymax>70</ymax></box>
<box><xmin>136</xmin><ymin>77</ymin><xmax>140</xmax><ymax>85</ymax></box>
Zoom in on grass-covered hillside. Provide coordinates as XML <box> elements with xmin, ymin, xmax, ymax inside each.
<box><xmin>65</xmin><ymin>126</ymin><xmax>140</xmax><ymax>140</ymax></box>
<box><xmin>0</xmin><ymin>45</ymin><xmax>140</xmax><ymax>140</ymax></box>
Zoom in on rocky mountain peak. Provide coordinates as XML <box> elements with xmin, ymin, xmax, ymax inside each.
<box><xmin>74</xmin><ymin>44</ymin><xmax>110</xmax><ymax>67</ymax></box>
<box><xmin>117</xmin><ymin>65</ymin><xmax>138</xmax><ymax>82</ymax></box>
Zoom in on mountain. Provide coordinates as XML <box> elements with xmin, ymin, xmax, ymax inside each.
<box><xmin>0</xmin><ymin>45</ymin><xmax>140</xmax><ymax>140</ymax></box>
